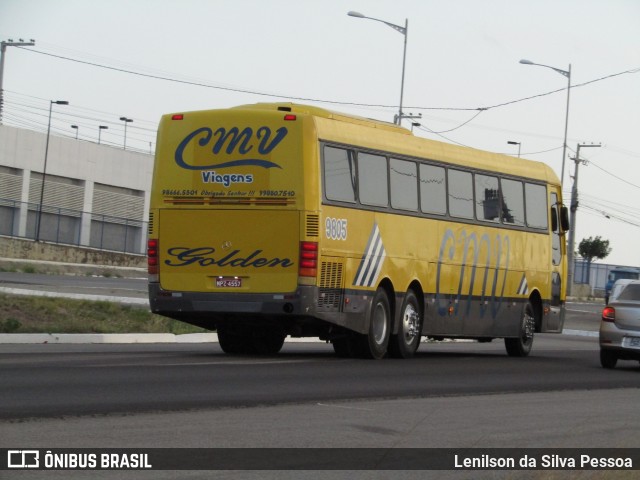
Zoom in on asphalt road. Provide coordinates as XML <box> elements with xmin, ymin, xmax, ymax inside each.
<box><xmin>1</xmin><ymin>333</ymin><xmax>637</xmax><ymax>421</ymax></box>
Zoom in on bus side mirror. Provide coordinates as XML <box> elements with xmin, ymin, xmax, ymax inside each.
<box><xmin>560</xmin><ymin>206</ymin><xmax>570</xmax><ymax>231</ymax></box>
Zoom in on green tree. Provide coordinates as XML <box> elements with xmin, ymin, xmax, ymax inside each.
<box><xmin>578</xmin><ymin>236</ymin><xmax>612</xmax><ymax>283</ymax></box>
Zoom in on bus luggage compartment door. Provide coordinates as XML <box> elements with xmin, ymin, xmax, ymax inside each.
<box><xmin>158</xmin><ymin>209</ymin><xmax>299</xmax><ymax>294</ymax></box>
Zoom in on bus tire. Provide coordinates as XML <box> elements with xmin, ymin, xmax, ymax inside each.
<box><xmin>356</xmin><ymin>288</ymin><xmax>391</xmax><ymax>359</ymax></box>
<box><xmin>505</xmin><ymin>300</ymin><xmax>535</xmax><ymax>357</ymax></box>
<box><xmin>217</xmin><ymin>326</ymin><xmax>248</xmax><ymax>355</ymax></box>
<box><xmin>388</xmin><ymin>290</ymin><xmax>422</xmax><ymax>359</ymax></box>
<box><xmin>332</xmin><ymin>337</ymin><xmax>353</xmax><ymax>357</ymax></box>
<box><xmin>251</xmin><ymin>328</ymin><xmax>286</xmax><ymax>355</ymax></box>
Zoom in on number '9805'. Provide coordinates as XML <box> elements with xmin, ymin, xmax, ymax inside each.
<box><xmin>325</xmin><ymin>217</ymin><xmax>347</xmax><ymax>241</ymax></box>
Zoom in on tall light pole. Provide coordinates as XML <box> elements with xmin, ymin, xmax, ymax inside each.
<box><xmin>36</xmin><ymin>100</ymin><xmax>69</xmax><ymax>242</ymax></box>
<box><xmin>566</xmin><ymin>142</ymin><xmax>601</xmax><ymax>296</ymax></box>
<box><xmin>519</xmin><ymin>59</ymin><xmax>571</xmax><ymax>186</ymax></box>
<box><xmin>0</xmin><ymin>38</ymin><xmax>35</xmax><ymax>123</ymax></box>
<box><xmin>98</xmin><ymin>125</ymin><xmax>108</xmax><ymax>144</ymax></box>
<box><xmin>71</xmin><ymin>124</ymin><xmax>79</xmax><ymax>139</ymax></box>
<box><xmin>119</xmin><ymin>116</ymin><xmax>133</xmax><ymax>149</ymax></box>
<box><xmin>507</xmin><ymin>140</ymin><xmax>521</xmax><ymax>157</ymax></box>
<box><xmin>348</xmin><ymin>11</ymin><xmax>419</xmax><ymax>126</ymax></box>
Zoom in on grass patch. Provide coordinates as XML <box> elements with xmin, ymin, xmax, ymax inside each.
<box><xmin>0</xmin><ymin>294</ymin><xmax>208</xmax><ymax>334</ymax></box>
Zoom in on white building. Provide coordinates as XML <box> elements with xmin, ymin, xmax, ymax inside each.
<box><xmin>0</xmin><ymin>124</ymin><xmax>153</xmax><ymax>254</ymax></box>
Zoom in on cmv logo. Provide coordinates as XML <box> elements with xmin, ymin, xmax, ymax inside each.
<box><xmin>8</xmin><ymin>450</ymin><xmax>39</xmax><ymax>468</ymax></box>
<box><xmin>174</xmin><ymin>126</ymin><xmax>288</xmax><ymax>171</ymax></box>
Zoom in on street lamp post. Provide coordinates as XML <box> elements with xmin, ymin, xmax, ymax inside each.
<box><xmin>71</xmin><ymin>124</ymin><xmax>79</xmax><ymax>139</ymax></box>
<box><xmin>507</xmin><ymin>140</ymin><xmax>521</xmax><ymax>157</ymax></box>
<box><xmin>519</xmin><ymin>59</ymin><xmax>571</xmax><ymax>186</ymax></box>
<box><xmin>566</xmin><ymin>142</ymin><xmax>601</xmax><ymax>296</ymax></box>
<box><xmin>36</xmin><ymin>100</ymin><xmax>69</xmax><ymax>242</ymax></box>
<box><xmin>119</xmin><ymin>116</ymin><xmax>133</xmax><ymax>149</ymax></box>
<box><xmin>98</xmin><ymin>125</ymin><xmax>108</xmax><ymax>144</ymax></box>
<box><xmin>348</xmin><ymin>11</ymin><xmax>419</xmax><ymax>126</ymax></box>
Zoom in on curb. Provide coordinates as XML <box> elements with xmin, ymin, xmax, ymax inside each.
<box><xmin>0</xmin><ymin>331</ymin><xmax>596</xmax><ymax>344</ymax></box>
<box><xmin>0</xmin><ymin>333</ymin><xmax>325</xmax><ymax>344</ymax></box>
<box><xmin>0</xmin><ymin>287</ymin><xmax>148</xmax><ymax>305</ymax></box>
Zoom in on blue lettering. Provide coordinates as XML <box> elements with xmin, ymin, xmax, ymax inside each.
<box><xmin>212</xmin><ymin>127</ymin><xmax>253</xmax><ymax>155</ymax></box>
<box><xmin>435</xmin><ymin>229</ymin><xmax>510</xmax><ymax>319</ymax></box>
<box><xmin>174</xmin><ymin>125</ymin><xmax>287</xmax><ymax>170</ymax></box>
<box><xmin>257</xmin><ymin>126</ymin><xmax>288</xmax><ymax>154</ymax></box>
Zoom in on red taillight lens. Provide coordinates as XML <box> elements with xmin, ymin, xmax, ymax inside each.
<box><xmin>171</xmin><ymin>114</ymin><xmax>184</xmax><ymax>120</ymax></box>
<box><xmin>148</xmin><ymin>239</ymin><xmax>159</xmax><ymax>274</ymax></box>
<box><xmin>299</xmin><ymin>241</ymin><xmax>318</xmax><ymax>277</ymax></box>
<box><xmin>602</xmin><ymin>306</ymin><xmax>615</xmax><ymax>322</ymax></box>
<box><xmin>284</xmin><ymin>114</ymin><xmax>297</xmax><ymax>121</ymax></box>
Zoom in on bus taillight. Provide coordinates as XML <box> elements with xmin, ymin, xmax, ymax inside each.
<box><xmin>299</xmin><ymin>241</ymin><xmax>318</xmax><ymax>278</ymax></box>
<box><xmin>148</xmin><ymin>238</ymin><xmax>159</xmax><ymax>276</ymax></box>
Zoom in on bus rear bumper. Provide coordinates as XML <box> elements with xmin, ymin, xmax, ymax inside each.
<box><xmin>149</xmin><ymin>282</ymin><xmax>317</xmax><ymax>316</ymax></box>
<box><xmin>148</xmin><ymin>283</ymin><xmax>367</xmax><ymax>336</ymax></box>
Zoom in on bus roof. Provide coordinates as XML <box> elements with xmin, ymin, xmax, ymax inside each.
<box><xmin>218</xmin><ymin>102</ymin><xmax>560</xmax><ymax>186</ymax></box>
<box><xmin>231</xmin><ymin>102</ymin><xmax>408</xmax><ymax>134</ymax></box>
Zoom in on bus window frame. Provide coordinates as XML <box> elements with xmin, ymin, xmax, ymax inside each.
<box><xmin>320</xmin><ymin>141</ymin><xmax>553</xmax><ymax>236</ymax></box>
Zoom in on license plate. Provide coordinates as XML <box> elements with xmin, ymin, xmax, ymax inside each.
<box><xmin>623</xmin><ymin>336</ymin><xmax>640</xmax><ymax>349</ymax></box>
<box><xmin>216</xmin><ymin>277</ymin><xmax>242</xmax><ymax>288</ymax></box>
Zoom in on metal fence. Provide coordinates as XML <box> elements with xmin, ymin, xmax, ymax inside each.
<box><xmin>0</xmin><ymin>198</ymin><xmax>147</xmax><ymax>255</ymax></box>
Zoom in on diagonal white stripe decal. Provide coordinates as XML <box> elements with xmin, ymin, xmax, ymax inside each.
<box><xmin>354</xmin><ymin>223</ymin><xmax>386</xmax><ymax>287</ymax></box>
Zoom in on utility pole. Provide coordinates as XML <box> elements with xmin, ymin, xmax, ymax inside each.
<box><xmin>566</xmin><ymin>142</ymin><xmax>601</xmax><ymax>296</ymax></box>
<box><xmin>0</xmin><ymin>39</ymin><xmax>36</xmax><ymax>123</ymax></box>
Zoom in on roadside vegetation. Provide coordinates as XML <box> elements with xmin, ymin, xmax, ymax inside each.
<box><xmin>0</xmin><ymin>294</ymin><xmax>207</xmax><ymax>334</ymax></box>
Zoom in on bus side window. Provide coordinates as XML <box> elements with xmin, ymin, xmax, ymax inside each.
<box><xmin>524</xmin><ymin>183</ymin><xmax>548</xmax><ymax>229</ymax></box>
<box><xmin>500</xmin><ymin>179</ymin><xmax>525</xmax><ymax>226</ymax></box>
<box><xmin>419</xmin><ymin>164</ymin><xmax>446</xmax><ymax>215</ymax></box>
<box><xmin>390</xmin><ymin>158</ymin><xmax>418</xmax><ymax>211</ymax></box>
<box><xmin>358</xmin><ymin>152</ymin><xmax>389</xmax><ymax>207</ymax></box>
<box><xmin>474</xmin><ymin>174</ymin><xmax>500</xmax><ymax>222</ymax></box>
<box><xmin>448</xmin><ymin>169</ymin><xmax>474</xmax><ymax>219</ymax></box>
<box><xmin>324</xmin><ymin>146</ymin><xmax>357</xmax><ymax>203</ymax></box>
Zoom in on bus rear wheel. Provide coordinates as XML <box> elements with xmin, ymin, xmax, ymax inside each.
<box><xmin>353</xmin><ymin>288</ymin><xmax>391</xmax><ymax>359</ymax></box>
<box><xmin>217</xmin><ymin>325</ymin><xmax>285</xmax><ymax>355</ymax></box>
<box><xmin>251</xmin><ymin>328</ymin><xmax>286</xmax><ymax>355</ymax></box>
<box><xmin>388</xmin><ymin>290</ymin><xmax>422</xmax><ymax>359</ymax></box>
<box><xmin>217</xmin><ymin>326</ymin><xmax>248</xmax><ymax>354</ymax></box>
<box><xmin>505</xmin><ymin>300</ymin><xmax>535</xmax><ymax>357</ymax></box>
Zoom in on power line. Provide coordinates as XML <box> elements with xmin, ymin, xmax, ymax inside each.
<box><xmin>587</xmin><ymin>159</ymin><xmax>640</xmax><ymax>190</ymax></box>
<box><xmin>17</xmin><ymin>46</ymin><xmax>640</xmax><ymax>113</ymax></box>
<box><xmin>417</xmin><ymin>109</ymin><xmax>486</xmax><ymax>134</ymax></box>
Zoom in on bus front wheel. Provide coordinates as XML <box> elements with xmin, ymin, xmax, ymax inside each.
<box><xmin>505</xmin><ymin>300</ymin><xmax>535</xmax><ymax>357</ymax></box>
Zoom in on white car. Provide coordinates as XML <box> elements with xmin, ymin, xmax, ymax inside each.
<box><xmin>608</xmin><ymin>279</ymin><xmax>634</xmax><ymax>304</ymax></box>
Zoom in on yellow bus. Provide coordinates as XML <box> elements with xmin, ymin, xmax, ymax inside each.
<box><xmin>148</xmin><ymin>103</ymin><xmax>569</xmax><ymax>359</ymax></box>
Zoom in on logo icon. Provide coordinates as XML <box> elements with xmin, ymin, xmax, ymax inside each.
<box><xmin>8</xmin><ymin>450</ymin><xmax>40</xmax><ymax>468</ymax></box>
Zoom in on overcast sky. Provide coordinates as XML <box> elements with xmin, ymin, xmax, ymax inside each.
<box><xmin>1</xmin><ymin>0</ymin><xmax>639</xmax><ymax>267</ymax></box>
